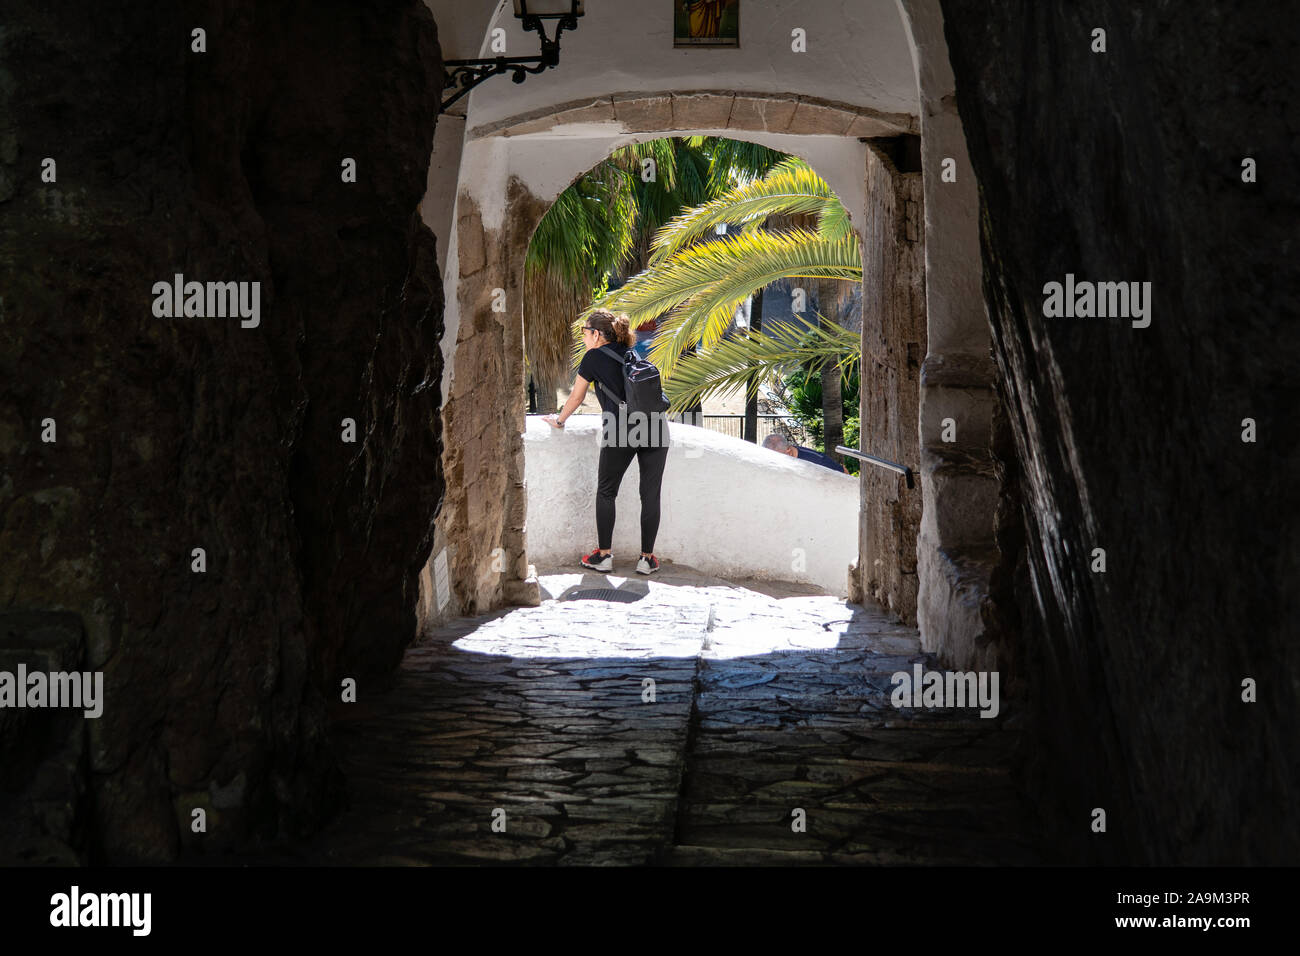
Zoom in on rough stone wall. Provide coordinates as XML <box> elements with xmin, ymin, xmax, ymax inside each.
<box><xmin>858</xmin><ymin>139</ymin><xmax>926</xmax><ymax>623</ymax></box>
<box><xmin>438</xmin><ymin>178</ymin><xmax>542</xmax><ymax>617</ymax></box>
<box><xmin>897</xmin><ymin>0</ymin><xmax>1009</xmax><ymax>679</ymax></box>
<box><xmin>942</xmin><ymin>0</ymin><xmax>1299</xmax><ymax>863</ymax></box>
<box><xmin>0</xmin><ymin>0</ymin><xmax>444</xmax><ymax>862</ymax></box>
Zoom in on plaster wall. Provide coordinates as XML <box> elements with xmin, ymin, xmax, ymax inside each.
<box><xmin>422</xmin><ymin>0</ymin><xmax>500</xmax><ymax>61</ymax></box>
<box><xmin>524</xmin><ymin>417</ymin><xmax>858</xmax><ymax>594</ymax></box>
<box><xmin>422</xmin><ymin>115</ymin><xmax>466</xmax><ymax>277</ymax></box>
<box><xmin>466</xmin><ymin>0</ymin><xmax>919</xmax><ymax>132</ymax></box>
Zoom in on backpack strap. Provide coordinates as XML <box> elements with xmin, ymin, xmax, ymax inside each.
<box><xmin>598</xmin><ymin>345</ymin><xmax>631</xmax><ymax>364</ymax></box>
<box><xmin>595</xmin><ymin>345</ymin><xmax>630</xmax><ymax>403</ymax></box>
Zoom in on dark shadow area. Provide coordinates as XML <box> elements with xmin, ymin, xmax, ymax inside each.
<box><xmin>228</xmin><ymin>587</ymin><xmax>1047</xmax><ymax>866</ymax></box>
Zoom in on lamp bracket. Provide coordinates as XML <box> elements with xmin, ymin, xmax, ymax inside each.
<box><xmin>440</xmin><ymin>3</ymin><xmax>581</xmax><ymax>113</ymax></box>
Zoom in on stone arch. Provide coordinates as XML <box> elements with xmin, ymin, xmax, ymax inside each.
<box><xmin>426</xmin><ymin>97</ymin><xmax>920</xmax><ymax>623</ymax></box>
<box><xmin>423</xmin><ymin>2</ymin><xmax>1008</xmax><ymax>681</ymax></box>
<box><xmin>469</xmin><ymin>90</ymin><xmax>914</xmax><ymax>141</ymax></box>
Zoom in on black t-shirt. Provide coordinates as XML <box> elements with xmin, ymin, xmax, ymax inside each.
<box><xmin>577</xmin><ymin>345</ymin><xmax>629</xmax><ymax>416</ymax></box>
<box><xmin>577</xmin><ymin>344</ymin><xmax>668</xmax><ymax>448</ymax></box>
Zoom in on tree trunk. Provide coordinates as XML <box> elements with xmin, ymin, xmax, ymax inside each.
<box><xmin>820</xmin><ymin>362</ymin><xmax>844</xmax><ymax>459</ymax></box>
<box><xmin>533</xmin><ymin>370</ymin><xmax>559</xmax><ymax>414</ymax></box>
<box><xmin>816</xmin><ymin>280</ymin><xmax>845</xmax><ymax>461</ymax></box>
<box><xmin>676</xmin><ymin>342</ymin><xmax>704</xmax><ymax>426</ymax></box>
<box><xmin>744</xmin><ymin>288</ymin><xmax>764</xmax><ymax>442</ymax></box>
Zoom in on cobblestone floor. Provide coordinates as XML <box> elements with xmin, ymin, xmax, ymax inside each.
<box><xmin>266</xmin><ymin>563</ymin><xmax>1045</xmax><ymax>865</ymax></box>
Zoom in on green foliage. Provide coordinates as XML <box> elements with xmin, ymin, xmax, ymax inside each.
<box><xmin>590</xmin><ymin>157</ymin><xmax>861</xmax><ymax>378</ymax></box>
<box><xmin>525</xmin><ymin>160</ymin><xmax>636</xmax><ymax>294</ymax></box>
<box><xmin>661</xmin><ymin>314</ymin><xmax>858</xmax><ymax>411</ymax></box>
<box><xmin>841</xmin><ymin>416</ymin><xmax>861</xmax><ymax>476</ymax></box>
<box><xmin>780</xmin><ymin>362</ymin><xmax>861</xmax><ymax>475</ymax></box>
<box><xmin>648</xmin><ymin>156</ymin><xmax>855</xmax><ymax>265</ymax></box>
<box><xmin>598</xmin><ymin>230</ymin><xmax>862</xmax><ymax>376</ymax></box>
<box><xmin>702</xmin><ymin>138</ymin><xmax>786</xmax><ymax>195</ymax></box>
<box><xmin>539</xmin><ymin>135</ymin><xmax>782</xmax><ymax>294</ymax></box>
<box><xmin>523</xmin><ymin>135</ymin><xmax>788</xmax><ymax>375</ymax></box>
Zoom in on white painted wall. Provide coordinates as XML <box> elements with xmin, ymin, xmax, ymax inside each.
<box><xmin>896</xmin><ymin>0</ymin><xmax>983</xmax><ymax>353</ymax></box>
<box><xmin>422</xmin><ymin>116</ymin><xmax>466</xmax><ymax>277</ymax></box>
<box><xmin>523</xmin><ymin>415</ymin><xmax>858</xmax><ymax>594</ymax></box>
<box><xmin>466</xmin><ymin>0</ymin><xmax>919</xmax><ymax>131</ymax></box>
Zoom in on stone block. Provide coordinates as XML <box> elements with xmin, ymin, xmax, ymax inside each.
<box><xmin>727</xmin><ymin>95</ymin><xmax>796</xmax><ymax>133</ymax></box>
<box><xmin>670</xmin><ymin>92</ymin><xmax>734</xmax><ymax>129</ymax></box>
<box><xmin>456</xmin><ymin>213</ymin><xmax>486</xmax><ymax>278</ymax></box>
<box><xmin>0</xmin><ymin>610</ymin><xmax>89</xmax><ymax>864</ymax></box>
<box><xmin>611</xmin><ymin>95</ymin><xmax>673</xmax><ymax>132</ymax></box>
<box><xmin>848</xmin><ymin>112</ymin><xmax>911</xmax><ymax>138</ymax></box>
<box><xmin>555</xmin><ymin>97</ymin><xmax>618</xmax><ymax>127</ymax></box>
<box><xmin>788</xmin><ymin>99</ymin><xmax>857</xmax><ymax>135</ymax></box>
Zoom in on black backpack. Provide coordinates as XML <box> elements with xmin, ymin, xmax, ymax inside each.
<box><xmin>597</xmin><ymin>345</ymin><xmax>670</xmax><ymax>416</ymax></box>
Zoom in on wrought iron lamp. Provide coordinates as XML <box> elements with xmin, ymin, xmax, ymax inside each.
<box><xmin>440</xmin><ymin>1</ymin><xmax>585</xmax><ymax>113</ymax></box>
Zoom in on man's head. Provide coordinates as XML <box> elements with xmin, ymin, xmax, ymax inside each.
<box><xmin>763</xmin><ymin>433</ymin><xmax>798</xmax><ymax>457</ymax></box>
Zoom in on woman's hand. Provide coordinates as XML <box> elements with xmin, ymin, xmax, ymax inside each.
<box><xmin>548</xmin><ymin>376</ymin><xmax>588</xmax><ymax>430</ymax></box>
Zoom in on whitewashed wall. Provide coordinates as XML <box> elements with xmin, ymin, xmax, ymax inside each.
<box><xmin>465</xmin><ymin>0</ymin><xmax>919</xmax><ymax>131</ymax></box>
<box><xmin>522</xmin><ymin>416</ymin><xmax>858</xmax><ymax>594</ymax></box>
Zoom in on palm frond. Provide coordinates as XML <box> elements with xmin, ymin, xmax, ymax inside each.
<box><xmin>592</xmin><ymin>229</ymin><xmax>861</xmax><ymax>377</ymax></box>
<box><xmin>525</xmin><ymin>267</ymin><xmax>590</xmax><ymax>387</ymax></box>
<box><xmin>525</xmin><ymin>163</ymin><xmax>637</xmax><ymax>287</ymax></box>
<box><xmin>663</xmin><ymin>316</ymin><xmax>860</xmax><ymax>411</ymax></box>
<box><xmin>648</xmin><ymin>158</ymin><xmax>848</xmax><ymax>265</ymax></box>
<box><xmin>704</xmin><ymin>138</ymin><xmax>786</xmax><ymax>194</ymax></box>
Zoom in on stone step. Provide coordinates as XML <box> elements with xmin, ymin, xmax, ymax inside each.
<box><xmin>664</xmin><ymin>845</ymin><xmax>828</xmax><ymax>866</ymax></box>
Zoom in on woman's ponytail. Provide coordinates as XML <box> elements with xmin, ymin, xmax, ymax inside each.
<box><xmin>611</xmin><ymin>315</ymin><xmax>636</xmax><ymax>348</ymax></box>
<box><xmin>588</xmin><ymin>309</ymin><xmax>638</xmax><ymax>348</ymax></box>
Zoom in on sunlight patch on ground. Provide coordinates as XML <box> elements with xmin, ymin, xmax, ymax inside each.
<box><xmin>450</xmin><ymin>573</ymin><xmax>860</xmax><ymax>661</ymax></box>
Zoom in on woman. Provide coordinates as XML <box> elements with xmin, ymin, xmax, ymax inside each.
<box><xmin>543</xmin><ymin>309</ymin><xmax>668</xmax><ymax>575</ymax></box>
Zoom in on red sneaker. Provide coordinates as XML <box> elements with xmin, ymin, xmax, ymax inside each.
<box><xmin>581</xmin><ymin>548</ymin><xmax>613</xmax><ymax>572</ymax></box>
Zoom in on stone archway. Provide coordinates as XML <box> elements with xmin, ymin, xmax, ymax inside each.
<box><xmin>426</xmin><ymin>93</ymin><xmax>922</xmax><ymax>622</ymax></box>
<box><xmin>423</xmin><ymin>0</ymin><xmax>1012</xmax><ymax>687</ymax></box>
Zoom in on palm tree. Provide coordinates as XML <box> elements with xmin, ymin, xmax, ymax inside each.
<box><xmin>660</xmin><ymin>314</ymin><xmax>859</xmax><ymax>410</ymax></box>
<box><xmin>588</xmin><ymin>157</ymin><xmax>862</xmax><ymax>421</ymax></box>
<box><xmin>525</xmin><ymin>137</ymin><xmax>783</xmax><ymax>412</ymax></box>
<box><xmin>524</xmin><ymin>161</ymin><xmax>635</xmax><ymax>411</ymax></box>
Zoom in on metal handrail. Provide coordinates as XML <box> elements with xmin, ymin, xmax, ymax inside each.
<box><xmin>835</xmin><ymin>446</ymin><xmax>916</xmax><ymax>489</ymax></box>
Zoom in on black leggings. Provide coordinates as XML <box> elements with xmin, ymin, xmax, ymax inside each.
<box><xmin>596</xmin><ymin>443</ymin><xmax>669</xmax><ymax>553</ymax></box>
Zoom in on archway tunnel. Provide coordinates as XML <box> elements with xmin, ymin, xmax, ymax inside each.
<box><xmin>0</xmin><ymin>0</ymin><xmax>1292</xmax><ymax>873</ymax></box>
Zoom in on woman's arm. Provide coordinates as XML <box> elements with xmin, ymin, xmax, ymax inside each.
<box><xmin>543</xmin><ymin>375</ymin><xmax>590</xmax><ymax>428</ymax></box>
